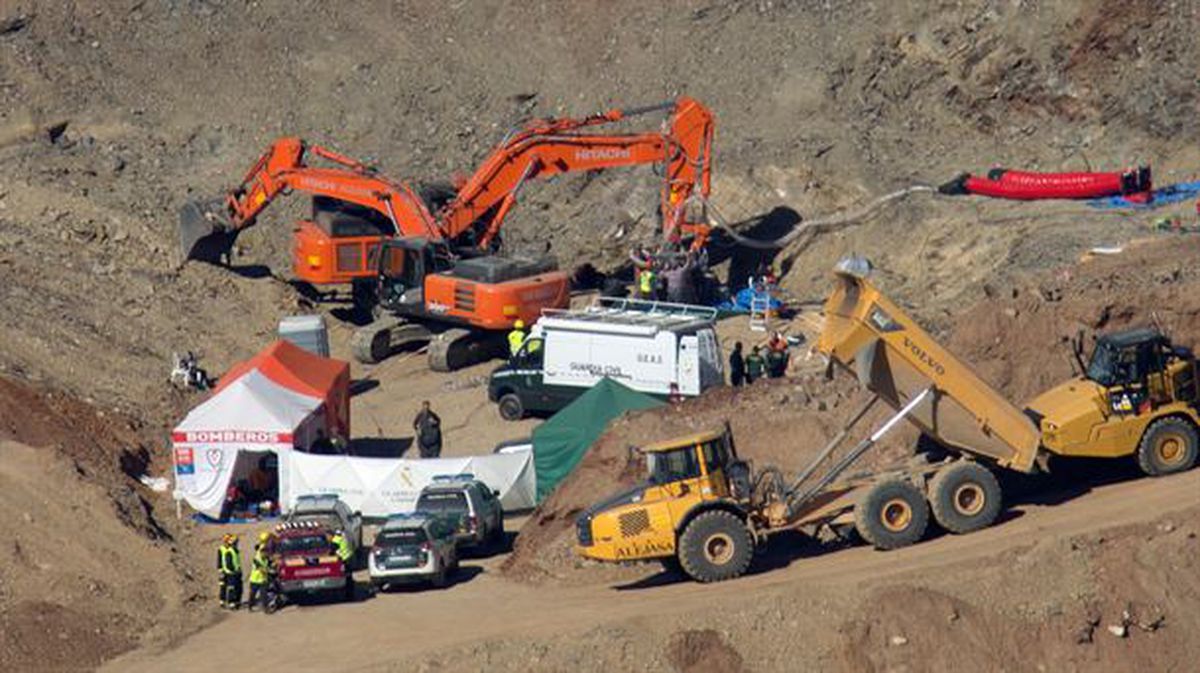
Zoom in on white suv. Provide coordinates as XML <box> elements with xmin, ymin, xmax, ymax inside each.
<box><xmin>368</xmin><ymin>514</ymin><xmax>459</xmax><ymax>590</ymax></box>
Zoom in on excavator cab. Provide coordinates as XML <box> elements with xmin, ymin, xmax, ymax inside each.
<box><xmin>372</xmin><ymin>238</ymin><xmax>454</xmax><ymax>315</ymax></box>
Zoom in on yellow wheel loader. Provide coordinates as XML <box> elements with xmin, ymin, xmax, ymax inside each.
<box><xmin>575</xmin><ymin>257</ymin><xmax>1199</xmax><ymax>583</ymax></box>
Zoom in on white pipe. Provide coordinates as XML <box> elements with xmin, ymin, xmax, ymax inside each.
<box><xmin>870</xmin><ymin>387</ymin><xmax>931</xmax><ymax>442</ymax></box>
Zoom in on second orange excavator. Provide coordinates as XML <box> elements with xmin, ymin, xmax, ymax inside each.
<box><xmin>179</xmin><ymin>97</ymin><xmax>715</xmax><ymax>370</ymax></box>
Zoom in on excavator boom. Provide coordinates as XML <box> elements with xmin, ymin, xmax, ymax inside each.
<box><xmin>441</xmin><ymin>97</ymin><xmax>714</xmax><ymax>248</ymax></box>
<box><xmin>179</xmin><ymin>137</ymin><xmax>440</xmax><ymax>263</ymax></box>
<box><xmin>181</xmin><ymin>97</ymin><xmax>715</xmax><ymax>270</ymax></box>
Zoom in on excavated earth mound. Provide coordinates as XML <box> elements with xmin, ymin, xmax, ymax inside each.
<box><xmin>506</xmin><ymin>236</ymin><xmax>1200</xmax><ymax>584</ymax></box>
<box><xmin>503</xmin><ymin>376</ymin><xmax>917</xmax><ymax>584</ymax></box>
<box><xmin>948</xmin><ymin>236</ymin><xmax>1200</xmax><ymax>403</ymax></box>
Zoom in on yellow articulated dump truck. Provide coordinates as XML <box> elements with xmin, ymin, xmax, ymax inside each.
<box><xmin>574</xmin><ymin>257</ymin><xmax>1199</xmax><ymax>583</ymax></box>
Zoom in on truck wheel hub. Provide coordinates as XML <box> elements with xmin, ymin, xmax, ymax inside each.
<box><xmin>881</xmin><ymin>499</ymin><xmax>912</xmax><ymax>532</ymax></box>
<box><xmin>953</xmin><ymin>484</ymin><xmax>985</xmax><ymax>516</ymax></box>
<box><xmin>1156</xmin><ymin>435</ymin><xmax>1184</xmax><ymax>464</ymax></box>
<box><xmin>703</xmin><ymin>533</ymin><xmax>734</xmax><ymax>565</ymax></box>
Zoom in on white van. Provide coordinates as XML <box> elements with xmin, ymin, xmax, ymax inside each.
<box><xmin>487</xmin><ymin>298</ymin><xmax>724</xmax><ymax>420</ymax></box>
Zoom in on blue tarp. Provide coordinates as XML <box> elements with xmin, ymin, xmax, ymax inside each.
<box><xmin>1089</xmin><ymin>181</ymin><xmax>1200</xmax><ymax>210</ymax></box>
<box><xmin>191</xmin><ymin>513</ymin><xmax>279</xmax><ymax>525</ymax></box>
<box><xmin>715</xmin><ymin>286</ymin><xmax>784</xmax><ymax>314</ymax></box>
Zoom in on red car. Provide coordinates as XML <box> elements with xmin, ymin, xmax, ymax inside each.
<box><xmin>274</xmin><ymin>524</ymin><xmax>354</xmax><ymax>602</ymax></box>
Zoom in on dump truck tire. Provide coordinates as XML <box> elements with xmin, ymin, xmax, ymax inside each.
<box><xmin>498</xmin><ymin>393</ymin><xmax>524</xmax><ymax>421</ymax></box>
<box><xmin>677</xmin><ymin>510</ymin><xmax>753</xmax><ymax>583</ymax></box>
<box><xmin>856</xmin><ymin>479</ymin><xmax>929</xmax><ymax>550</ymax></box>
<box><xmin>929</xmin><ymin>461</ymin><xmax>1002</xmax><ymax>534</ymax></box>
<box><xmin>1137</xmin><ymin>417</ymin><xmax>1199</xmax><ymax>476</ymax></box>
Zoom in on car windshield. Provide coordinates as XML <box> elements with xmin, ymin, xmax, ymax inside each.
<box><xmin>278</xmin><ymin>534</ymin><xmax>329</xmax><ymax>554</ymax></box>
<box><xmin>416</xmin><ymin>491</ymin><xmax>468</xmax><ymax>515</ymax></box>
<box><xmin>376</xmin><ymin>528</ymin><xmax>427</xmax><ymax>547</ymax></box>
<box><xmin>646</xmin><ymin>446</ymin><xmax>701</xmax><ymax>484</ymax></box>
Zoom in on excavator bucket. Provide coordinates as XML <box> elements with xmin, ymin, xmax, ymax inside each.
<box><xmin>178</xmin><ymin>199</ymin><xmax>237</xmax><ymax>264</ymax></box>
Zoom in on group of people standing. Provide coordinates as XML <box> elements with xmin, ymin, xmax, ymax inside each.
<box><xmin>631</xmin><ymin>245</ymin><xmax>707</xmax><ymax>304</ymax></box>
<box><xmin>217</xmin><ymin>527</ymin><xmax>353</xmax><ymax>611</ymax></box>
<box><xmin>216</xmin><ymin>531</ymin><xmax>276</xmax><ymax>611</ymax></box>
<box><xmin>728</xmin><ymin>331</ymin><xmax>791</xmax><ymax>386</ymax></box>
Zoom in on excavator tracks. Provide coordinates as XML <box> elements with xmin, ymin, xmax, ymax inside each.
<box><xmin>351</xmin><ymin>321</ymin><xmax>506</xmax><ymax>372</ymax></box>
<box><xmin>427</xmin><ymin>328</ymin><xmax>507</xmax><ymax>372</ymax></box>
<box><xmin>350</xmin><ymin>318</ymin><xmax>433</xmax><ymax>365</ymax></box>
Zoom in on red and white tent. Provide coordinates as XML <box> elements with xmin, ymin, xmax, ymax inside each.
<box><xmin>172</xmin><ymin>340</ymin><xmax>350</xmax><ymax>518</ymax></box>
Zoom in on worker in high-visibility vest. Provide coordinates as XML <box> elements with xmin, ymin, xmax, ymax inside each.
<box><xmin>247</xmin><ymin>533</ymin><xmax>272</xmax><ymax>611</ymax></box>
<box><xmin>331</xmin><ymin>529</ymin><xmax>353</xmax><ymax>566</ymax></box>
<box><xmin>508</xmin><ymin>320</ymin><xmax>527</xmax><ymax>357</ymax></box>
<box><xmin>637</xmin><ymin>267</ymin><xmax>656</xmax><ymax>299</ymax></box>
<box><xmin>217</xmin><ymin>533</ymin><xmax>243</xmax><ymax>609</ymax></box>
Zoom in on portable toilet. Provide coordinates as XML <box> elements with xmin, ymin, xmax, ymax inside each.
<box><xmin>278</xmin><ymin>315</ymin><xmax>330</xmax><ymax>357</ymax></box>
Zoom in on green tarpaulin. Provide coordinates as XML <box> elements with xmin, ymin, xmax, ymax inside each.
<box><xmin>533</xmin><ymin>379</ymin><xmax>664</xmax><ymax>502</ymax></box>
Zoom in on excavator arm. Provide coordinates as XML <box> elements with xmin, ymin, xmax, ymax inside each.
<box><xmin>181</xmin><ymin>97</ymin><xmax>715</xmax><ymax>266</ymax></box>
<box><xmin>179</xmin><ymin>137</ymin><xmax>441</xmax><ymax>263</ymax></box>
<box><xmin>439</xmin><ymin>97</ymin><xmax>714</xmax><ymax>250</ymax></box>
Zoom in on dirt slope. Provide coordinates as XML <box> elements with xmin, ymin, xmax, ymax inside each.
<box><xmin>0</xmin><ymin>376</ymin><xmax>213</xmax><ymax>672</ymax></box>
<box><xmin>1</xmin><ymin>0</ymin><xmax>1197</xmax><ymax>419</ymax></box>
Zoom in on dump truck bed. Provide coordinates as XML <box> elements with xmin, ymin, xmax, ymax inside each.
<box><xmin>816</xmin><ymin>266</ymin><xmax>1041</xmax><ymax>473</ymax></box>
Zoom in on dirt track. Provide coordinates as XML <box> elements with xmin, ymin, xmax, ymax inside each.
<box><xmin>106</xmin><ymin>468</ymin><xmax>1200</xmax><ymax>672</ymax></box>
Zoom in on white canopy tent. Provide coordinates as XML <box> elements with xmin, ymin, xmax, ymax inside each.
<box><xmin>173</xmin><ymin>370</ymin><xmax>537</xmax><ymax>519</ymax></box>
<box><xmin>172</xmin><ymin>369</ymin><xmax>326</xmax><ymax>518</ymax></box>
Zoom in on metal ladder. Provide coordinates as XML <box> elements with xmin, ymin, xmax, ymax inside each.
<box><xmin>748</xmin><ymin>284</ymin><xmax>771</xmax><ymax>332</ymax></box>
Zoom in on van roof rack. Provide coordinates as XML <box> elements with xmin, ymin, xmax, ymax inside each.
<box><xmin>539</xmin><ymin>298</ymin><xmax>718</xmax><ymax>333</ymax></box>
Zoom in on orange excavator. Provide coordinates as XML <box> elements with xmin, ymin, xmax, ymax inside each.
<box><xmin>179</xmin><ymin>97</ymin><xmax>715</xmax><ymax>370</ymax></box>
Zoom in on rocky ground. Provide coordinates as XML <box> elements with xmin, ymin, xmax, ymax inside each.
<box><xmin>1</xmin><ymin>0</ymin><xmax>1199</xmax><ymax>670</ymax></box>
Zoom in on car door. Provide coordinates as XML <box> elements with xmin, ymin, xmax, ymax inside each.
<box><xmin>477</xmin><ymin>483</ymin><xmax>501</xmax><ymax>530</ymax></box>
<box><xmin>467</xmin><ymin>486</ymin><xmax>488</xmax><ymax>538</ymax></box>
<box><xmin>336</xmin><ymin>501</ymin><xmax>362</xmax><ymax>552</ymax></box>
<box><xmin>439</xmin><ymin>520</ymin><xmax>458</xmax><ymax>567</ymax></box>
<box><xmin>508</xmin><ymin>346</ymin><xmax>546</xmax><ymax>412</ymax></box>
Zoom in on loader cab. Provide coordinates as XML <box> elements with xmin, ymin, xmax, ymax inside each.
<box><xmin>373</xmin><ymin>238</ymin><xmax>455</xmax><ymax>314</ymax></box>
<box><xmin>641</xmin><ymin>426</ymin><xmax>747</xmax><ymax>502</ymax></box>
<box><xmin>574</xmin><ymin>426</ymin><xmax>752</xmax><ymax>567</ymax></box>
<box><xmin>1084</xmin><ymin>328</ymin><xmax>1195</xmax><ymax>413</ymax></box>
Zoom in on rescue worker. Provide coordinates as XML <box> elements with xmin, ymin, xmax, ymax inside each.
<box><xmin>217</xmin><ymin>533</ymin><xmax>242</xmax><ymax>609</ymax></box>
<box><xmin>729</xmin><ymin>341</ymin><xmax>746</xmax><ymax>387</ymax></box>
<box><xmin>768</xmin><ymin>331</ymin><xmax>788</xmax><ymax>353</ymax></box>
<box><xmin>331</xmin><ymin>529</ymin><xmax>353</xmax><ymax>568</ymax></box>
<box><xmin>667</xmin><ymin>382</ymin><xmax>684</xmax><ymax>405</ymax></box>
<box><xmin>745</xmin><ymin>345</ymin><xmax>765</xmax><ymax>384</ymax></box>
<box><xmin>412</xmin><ymin>400</ymin><xmax>442</xmax><ymax>458</ymax></box>
<box><xmin>637</xmin><ymin>266</ymin><xmax>656</xmax><ymax>300</ymax></box>
<box><xmin>766</xmin><ymin>346</ymin><xmax>788</xmax><ymax>379</ymax></box>
<box><xmin>508</xmin><ymin>319</ymin><xmax>527</xmax><ymax>357</ymax></box>
<box><xmin>247</xmin><ymin>532</ymin><xmax>271</xmax><ymax>611</ymax></box>
<box><xmin>767</xmin><ymin>331</ymin><xmax>790</xmax><ymax>378</ymax></box>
